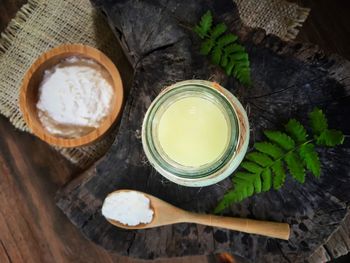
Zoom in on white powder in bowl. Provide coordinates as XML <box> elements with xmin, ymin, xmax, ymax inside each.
<box><xmin>102</xmin><ymin>191</ymin><xmax>154</xmax><ymax>226</ymax></box>
<box><xmin>36</xmin><ymin>56</ymin><xmax>114</xmax><ymax>138</ymax></box>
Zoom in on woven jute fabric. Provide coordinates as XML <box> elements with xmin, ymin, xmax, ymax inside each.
<box><xmin>0</xmin><ymin>0</ymin><xmax>310</xmax><ymax>168</ymax></box>
<box><xmin>0</xmin><ymin>0</ymin><xmax>125</xmax><ymax>167</ymax></box>
<box><xmin>235</xmin><ymin>0</ymin><xmax>310</xmax><ymax>41</ymax></box>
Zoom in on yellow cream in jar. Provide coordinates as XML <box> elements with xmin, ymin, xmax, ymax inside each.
<box><xmin>157</xmin><ymin>96</ymin><xmax>229</xmax><ymax>167</ymax></box>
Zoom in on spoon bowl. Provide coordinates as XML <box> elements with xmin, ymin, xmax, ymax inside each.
<box><xmin>105</xmin><ymin>190</ymin><xmax>290</xmax><ymax>240</ymax></box>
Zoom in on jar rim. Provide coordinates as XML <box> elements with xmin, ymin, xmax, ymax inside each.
<box><xmin>142</xmin><ymin>81</ymin><xmax>240</xmax><ymax>179</ymax></box>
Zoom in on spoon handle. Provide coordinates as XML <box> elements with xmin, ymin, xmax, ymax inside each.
<box><xmin>187</xmin><ymin>213</ymin><xmax>290</xmax><ymax>240</ymax></box>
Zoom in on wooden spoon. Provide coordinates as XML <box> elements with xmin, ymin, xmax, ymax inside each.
<box><xmin>105</xmin><ymin>190</ymin><xmax>290</xmax><ymax>240</ymax></box>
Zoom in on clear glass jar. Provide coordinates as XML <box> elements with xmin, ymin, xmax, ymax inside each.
<box><xmin>142</xmin><ymin>80</ymin><xmax>249</xmax><ymax>187</ymax></box>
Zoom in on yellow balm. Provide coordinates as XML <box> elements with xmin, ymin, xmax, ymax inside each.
<box><xmin>157</xmin><ymin>97</ymin><xmax>229</xmax><ymax>167</ymax></box>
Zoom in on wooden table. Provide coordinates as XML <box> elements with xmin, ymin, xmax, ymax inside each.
<box><xmin>0</xmin><ymin>1</ymin><xmax>349</xmax><ymax>263</ymax></box>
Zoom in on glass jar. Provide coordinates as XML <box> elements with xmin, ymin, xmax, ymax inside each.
<box><xmin>142</xmin><ymin>80</ymin><xmax>249</xmax><ymax>187</ymax></box>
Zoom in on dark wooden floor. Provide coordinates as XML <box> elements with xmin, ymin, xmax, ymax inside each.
<box><xmin>0</xmin><ymin>0</ymin><xmax>349</xmax><ymax>262</ymax></box>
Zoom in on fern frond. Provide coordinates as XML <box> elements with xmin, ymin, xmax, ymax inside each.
<box><xmin>194</xmin><ymin>10</ymin><xmax>212</xmax><ymax>39</ymax></box>
<box><xmin>246</xmin><ymin>152</ymin><xmax>273</xmax><ymax>167</ymax></box>
<box><xmin>200</xmin><ymin>39</ymin><xmax>214</xmax><ymax>55</ymax></box>
<box><xmin>271</xmin><ymin>160</ymin><xmax>286</xmax><ymax>189</ymax></box>
<box><xmin>229</xmin><ymin>49</ymin><xmax>251</xmax><ymax>86</ymax></box>
<box><xmin>233</xmin><ymin>62</ymin><xmax>250</xmax><ymax>78</ymax></box>
<box><xmin>236</xmin><ymin>68</ymin><xmax>251</xmax><ymax>86</ymax></box>
<box><xmin>264</xmin><ymin>131</ymin><xmax>295</xmax><ymax>150</ymax></box>
<box><xmin>309</xmin><ymin>108</ymin><xmax>328</xmax><ymax>135</ymax></box>
<box><xmin>299</xmin><ymin>144</ymin><xmax>321</xmax><ymax>177</ymax></box>
<box><xmin>225</xmin><ymin>60</ymin><xmax>235</xmax><ymax>75</ymax></box>
<box><xmin>254</xmin><ymin>142</ymin><xmax>284</xmax><ymax>159</ymax></box>
<box><xmin>316</xmin><ymin>129</ymin><xmax>344</xmax><ymax>146</ymax></box>
<box><xmin>194</xmin><ymin>11</ymin><xmax>251</xmax><ymax>86</ymax></box>
<box><xmin>214</xmin><ymin>107</ymin><xmax>345</xmax><ymax>213</ymax></box>
<box><xmin>231</xmin><ymin>52</ymin><xmax>249</xmax><ymax>61</ymax></box>
<box><xmin>220</xmin><ymin>53</ymin><xmax>229</xmax><ymax>67</ymax></box>
<box><xmin>285</xmin><ymin>119</ymin><xmax>307</xmax><ymax>143</ymax></box>
<box><xmin>241</xmin><ymin>161</ymin><xmax>263</xmax><ymax>173</ymax></box>
<box><xmin>217</xmin><ymin>34</ymin><xmax>238</xmax><ymax>47</ymax></box>
<box><xmin>261</xmin><ymin>168</ymin><xmax>272</xmax><ymax>192</ymax></box>
<box><xmin>234</xmin><ymin>172</ymin><xmax>260</xmax><ymax>197</ymax></box>
<box><xmin>214</xmin><ymin>190</ymin><xmax>240</xmax><ymax>213</ymax></box>
<box><xmin>210</xmin><ymin>23</ymin><xmax>227</xmax><ymax>40</ymax></box>
<box><xmin>253</xmin><ymin>175</ymin><xmax>262</xmax><ymax>193</ymax></box>
<box><xmin>285</xmin><ymin>152</ymin><xmax>305</xmax><ymax>183</ymax></box>
<box><xmin>211</xmin><ymin>46</ymin><xmax>222</xmax><ymax>65</ymax></box>
<box><xmin>224</xmin><ymin>43</ymin><xmax>245</xmax><ymax>54</ymax></box>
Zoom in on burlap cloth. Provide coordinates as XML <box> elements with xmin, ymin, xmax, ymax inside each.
<box><xmin>0</xmin><ymin>0</ymin><xmax>310</xmax><ymax>168</ymax></box>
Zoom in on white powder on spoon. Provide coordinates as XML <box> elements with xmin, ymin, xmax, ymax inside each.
<box><xmin>36</xmin><ymin>56</ymin><xmax>114</xmax><ymax>138</ymax></box>
<box><xmin>102</xmin><ymin>191</ymin><xmax>154</xmax><ymax>226</ymax></box>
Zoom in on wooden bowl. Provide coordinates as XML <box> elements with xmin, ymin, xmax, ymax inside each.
<box><xmin>19</xmin><ymin>44</ymin><xmax>123</xmax><ymax>148</ymax></box>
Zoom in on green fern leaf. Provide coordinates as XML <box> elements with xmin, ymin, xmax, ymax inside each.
<box><xmin>254</xmin><ymin>176</ymin><xmax>262</xmax><ymax>193</ymax></box>
<box><xmin>195</xmin><ymin>11</ymin><xmax>251</xmax><ymax>87</ymax></box>
<box><xmin>262</xmin><ymin>168</ymin><xmax>272</xmax><ymax>192</ymax></box>
<box><xmin>234</xmin><ymin>66</ymin><xmax>249</xmax><ymax>78</ymax></box>
<box><xmin>238</xmin><ymin>69</ymin><xmax>252</xmax><ymax>87</ymax></box>
<box><xmin>194</xmin><ymin>26</ymin><xmax>205</xmax><ymax>39</ymax></box>
<box><xmin>254</xmin><ymin>142</ymin><xmax>284</xmax><ymax>159</ymax></box>
<box><xmin>309</xmin><ymin>108</ymin><xmax>328</xmax><ymax>135</ymax></box>
<box><xmin>285</xmin><ymin>152</ymin><xmax>305</xmax><ymax>183</ymax></box>
<box><xmin>243</xmin><ymin>181</ymin><xmax>254</xmax><ymax>197</ymax></box>
<box><xmin>234</xmin><ymin>173</ymin><xmax>256</xmax><ymax>197</ymax></box>
<box><xmin>299</xmin><ymin>144</ymin><xmax>321</xmax><ymax>177</ymax></box>
<box><xmin>211</xmin><ymin>46</ymin><xmax>222</xmax><ymax>65</ymax></box>
<box><xmin>231</xmin><ymin>52</ymin><xmax>249</xmax><ymax>61</ymax></box>
<box><xmin>214</xmin><ymin>190</ymin><xmax>240</xmax><ymax>213</ymax></box>
<box><xmin>237</xmin><ymin>69</ymin><xmax>251</xmax><ymax>86</ymax></box>
<box><xmin>194</xmin><ymin>11</ymin><xmax>212</xmax><ymax>39</ymax></box>
<box><xmin>271</xmin><ymin>160</ymin><xmax>285</xmax><ymax>190</ymax></box>
<box><xmin>210</xmin><ymin>23</ymin><xmax>227</xmax><ymax>40</ymax></box>
<box><xmin>220</xmin><ymin>53</ymin><xmax>229</xmax><ymax>67</ymax></box>
<box><xmin>233</xmin><ymin>63</ymin><xmax>250</xmax><ymax>78</ymax></box>
<box><xmin>264</xmin><ymin>131</ymin><xmax>295</xmax><ymax>150</ymax></box>
<box><xmin>316</xmin><ymin>129</ymin><xmax>344</xmax><ymax>146</ymax></box>
<box><xmin>217</xmin><ymin>34</ymin><xmax>238</xmax><ymax>47</ymax></box>
<box><xmin>215</xmin><ymin>172</ymin><xmax>262</xmax><ymax>213</ymax></box>
<box><xmin>235</xmin><ymin>172</ymin><xmax>262</xmax><ymax>194</ymax></box>
<box><xmin>224</xmin><ymin>43</ymin><xmax>245</xmax><ymax>54</ymax></box>
<box><xmin>285</xmin><ymin>119</ymin><xmax>307</xmax><ymax>143</ymax></box>
<box><xmin>236</xmin><ymin>60</ymin><xmax>250</xmax><ymax>69</ymax></box>
<box><xmin>200</xmin><ymin>39</ymin><xmax>214</xmax><ymax>55</ymax></box>
<box><xmin>246</xmin><ymin>152</ymin><xmax>273</xmax><ymax>167</ymax></box>
<box><xmin>227</xmin><ymin>51</ymin><xmax>251</xmax><ymax>86</ymax></box>
<box><xmin>225</xmin><ymin>60</ymin><xmax>235</xmax><ymax>75</ymax></box>
<box><xmin>241</xmin><ymin>161</ymin><xmax>263</xmax><ymax>173</ymax></box>
<box><xmin>214</xmin><ymin>106</ymin><xmax>345</xmax><ymax>211</ymax></box>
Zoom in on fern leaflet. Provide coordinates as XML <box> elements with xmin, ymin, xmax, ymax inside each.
<box><xmin>309</xmin><ymin>107</ymin><xmax>328</xmax><ymax>135</ymax></box>
<box><xmin>299</xmin><ymin>144</ymin><xmax>321</xmax><ymax>177</ymax></box>
<box><xmin>317</xmin><ymin>129</ymin><xmax>344</xmax><ymax>146</ymax></box>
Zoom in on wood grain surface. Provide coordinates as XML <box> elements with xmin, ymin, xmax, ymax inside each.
<box><xmin>0</xmin><ymin>115</ymin><xmax>213</xmax><ymax>263</ymax></box>
<box><xmin>56</xmin><ymin>0</ymin><xmax>350</xmax><ymax>262</ymax></box>
<box><xmin>0</xmin><ymin>0</ymin><xmax>349</xmax><ymax>263</ymax></box>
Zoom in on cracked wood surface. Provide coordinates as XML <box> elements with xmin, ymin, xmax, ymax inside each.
<box><xmin>56</xmin><ymin>0</ymin><xmax>350</xmax><ymax>262</ymax></box>
<box><xmin>0</xmin><ymin>0</ymin><xmax>350</xmax><ymax>262</ymax></box>
<box><xmin>0</xmin><ymin>1</ymin><xmax>211</xmax><ymax>262</ymax></box>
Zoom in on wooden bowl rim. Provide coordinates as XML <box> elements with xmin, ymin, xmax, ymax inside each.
<box><xmin>19</xmin><ymin>44</ymin><xmax>124</xmax><ymax>148</ymax></box>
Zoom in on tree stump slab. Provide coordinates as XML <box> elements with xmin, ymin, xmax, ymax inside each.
<box><xmin>56</xmin><ymin>0</ymin><xmax>350</xmax><ymax>262</ymax></box>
